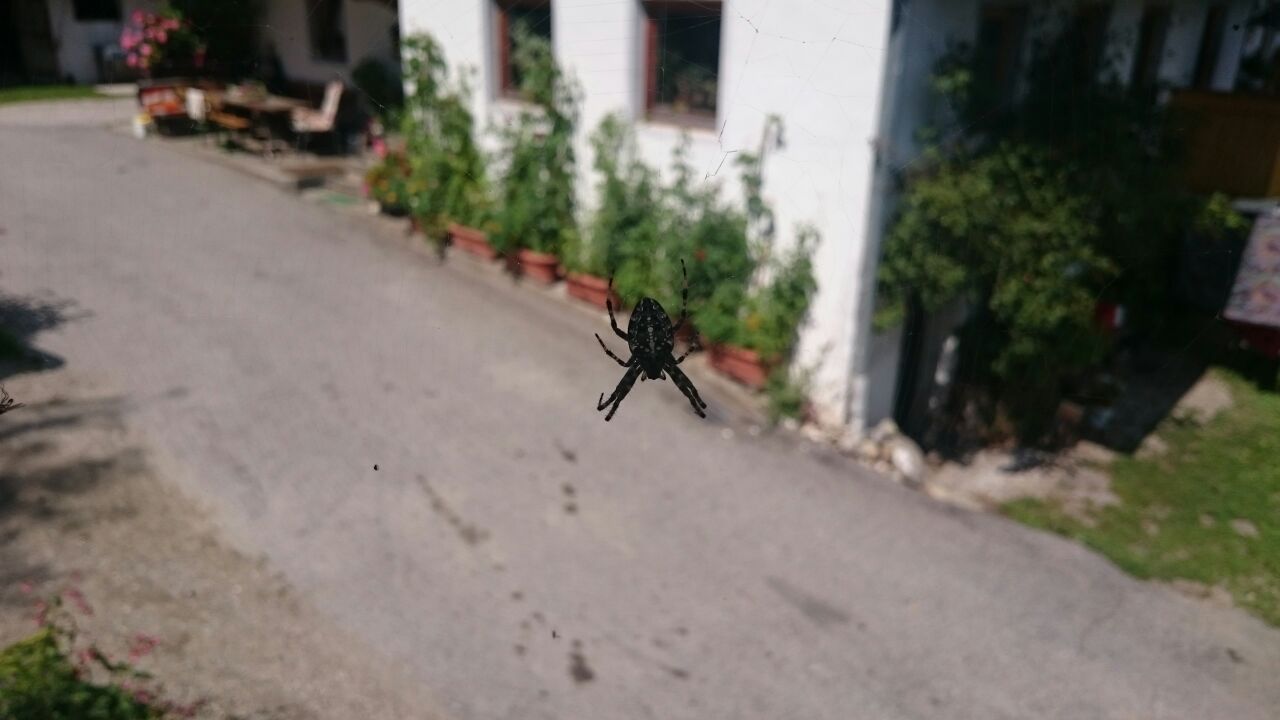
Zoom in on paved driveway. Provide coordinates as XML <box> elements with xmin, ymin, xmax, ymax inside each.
<box><xmin>2</xmin><ymin>101</ymin><xmax>1278</xmax><ymax>719</ymax></box>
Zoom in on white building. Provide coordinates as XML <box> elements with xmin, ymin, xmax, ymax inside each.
<box><xmin>398</xmin><ymin>0</ymin><xmax>1264</xmax><ymax>435</ymax></box>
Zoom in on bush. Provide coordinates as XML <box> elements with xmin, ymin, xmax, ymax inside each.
<box><xmin>0</xmin><ymin>589</ymin><xmax>199</xmax><ymax>720</ymax></box>
<box><xmin>875</xmin><ymin>27</ymin><xmax>1245</xmax><ymax>445</ymax></box>
<box><xmin>365</xmin><ymin>152</ymin><xmax>411</xmax><ymax>215</ymax></box>
<box><xmin>737</xmin><ymin>226</ymin><xmax>819</xmax><ymax>360</ymax></box>
<box><xmin>569</xmin><ymin>114</ymin><xmax>666</xmax><ymax>304</ymax></box>
<box><xmin>666</xmin><ymin>138</ymin><xmax>753</xmax><ymax>342</ymax></box>
<box><xmin>400</xmin><ymin>34</ymin><xmax>491</xmax><ymax>243</ymax></box>
<box><xmin>352</xmin><ymin>56</ymin><xmax>404</xmax><ymax>122</ymax></box>
<box><xmin>492</xmin><ymin>28</ymin><xmax>580</xmax><ymax>257</ymax></box>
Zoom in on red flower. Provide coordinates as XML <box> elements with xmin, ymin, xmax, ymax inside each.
<box><xmin>62</xmin><ymin>587</ymin><xmax>94</xmax><ymax>616</ymax></box>
<box><xmin>128</xmin><ymin>633</ymin><xmax>160</xmax><ymax>661</ymax></box>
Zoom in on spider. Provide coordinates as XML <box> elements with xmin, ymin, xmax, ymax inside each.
<box><xmin>0</xmin><ymin>386</ymin><xmax>22</xmax><ymax>416</ymax></box>
<box><xmin>595</xmin><ymin>260</ymin><xmax>708</xmax><ymax>422</ymax></box>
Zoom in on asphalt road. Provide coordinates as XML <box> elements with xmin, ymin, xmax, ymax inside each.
<box><xmin>2</xmin><ymin>101</ymin><xmax>1279</xmax><ymax>720</ymax></box>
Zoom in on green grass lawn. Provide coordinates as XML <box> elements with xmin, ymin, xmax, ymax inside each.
<box><xmin>0</xmin><ymin>85</ymin><xmax>105</xmax><ymax>106</ymax></box>
<box><xmin>1006</xmin><ymin>369</ymin><xmax>1280</xmax><ymax>626</ymax></box>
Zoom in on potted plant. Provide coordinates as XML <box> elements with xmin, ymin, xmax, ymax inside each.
<box><xmin>491</xmin><ymin>29</ymin><xmax>579</xmax><ymax>284</ymax></box>
<box><xmin>563</xmin><ymin>114</ymin><xmax>667</xmax><ymax>308</ymax></box>
<box><xmin>120</xmin><ymin>6</ymin><xmax>204</xmax><ymax>79</ymax></box>
<box><xmin>365</xmin><ymin>152</ymin><xmax>411</xmax><ymax>216</ymax></box>
<box><xmin>664</xmin><ymin>136</ymin><xmax>754</xmax><ymax>352</ymax></box>
<box><xmin>398</xmin><ymin>33</ymin><xmax>493</xmax><ymax>258</ymax></box>
<box><xmin>707</xmin><ymin>228</ymin><xmax>818</xmax><ymax>389</ymax></box>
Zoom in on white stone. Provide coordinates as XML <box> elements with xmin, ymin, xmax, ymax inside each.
<box><xmin>869</xmin><ymin>418</ymin><xmax>900</xmax><ymax>444</ymax></box>
<box><xmin>1230</xmin><ymin>518</ymin><xmax>1260</xmax><ymax>539</ymax></box>
<box><xmin>888</xmin><ymin>436</ymin><xmax>927</xmax><ymax>485</ymax></box>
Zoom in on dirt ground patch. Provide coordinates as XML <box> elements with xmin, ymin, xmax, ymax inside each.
<box><xmin>0</xmin><ymin>366</ymin><xmax>447</xmax><ymax>719</ymax></box>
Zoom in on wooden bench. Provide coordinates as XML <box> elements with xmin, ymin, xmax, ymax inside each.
<box><xmin>208</xmin><ymin>110</ymin><xmax>250</xmax><ymax>132</ymax></box>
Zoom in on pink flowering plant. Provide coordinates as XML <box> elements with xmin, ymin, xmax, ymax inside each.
<box><xmin>119</xmin><ymin>7</ymin><xmax>203</xmax><ymax>76</ymax></box>
<box><xmin>0</xmin><ymin>583</ymin><xmax>205</xmax><ymax>719</ymax></box>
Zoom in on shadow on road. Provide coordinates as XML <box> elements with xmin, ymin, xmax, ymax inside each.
<box><xmin>0</xmin><ymin>290</ymin><xmax>85</xmax><ymax>381</ymax></box>
<box><xmin>0</xmin><ymin>394</ymin><xmax>132</xmax><ymax>612</ymax></box>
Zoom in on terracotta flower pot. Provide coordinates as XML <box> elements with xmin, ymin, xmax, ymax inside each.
<box><xmin>565</xmin><ymin>272</ymin><xmax>621</xmax><ymax>309</ymax></box>
<box><xmin>707</xmin><ymin>342</ymin><xmax>771</xmax><ymax>390</ymax></box>
<box><xmin>448</xmin><ymin>223</ymin><xmax>497</xmax><ymax>260</ymax></box>
<box><xmin>513</xmin><ymin>249</ymin><xmax>561</xmax><ymax>284</ymax></box>
<box><xmin>673</xmin><ymin>321</ymin><xmax>698</xmax><ymax>346</ymax></box>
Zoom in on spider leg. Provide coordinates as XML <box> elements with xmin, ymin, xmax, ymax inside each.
<box><xmin>594</xmin><ymin>333</ymin><xmax>629</xmax><ymax>367</ymax></box>
<box><xmin>673</xmin><ymin>337</ymin><xmax>701</xmax><ymax>365</ymax></box>
<box><xmin>665</xmin><ymin>359</ymin><xmax>708</xmax><ymax>416</ymax></box>
<box><xmin>606</xmin><ymin>276</ymin><xmax>628</xmax><ymax>341</ymax></box>
<box><xmin>597</xmin><ymin>365</ymin><xmax>643</xmax><ymax>421</ymax></box>
<box><xmin>671</xmin><ymin>258</ymin><xmax>689</xmax><ymax>333</ymax></box>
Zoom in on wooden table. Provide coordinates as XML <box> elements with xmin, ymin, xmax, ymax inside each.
<box><xmin>207</xmin><ymin>92</ymin><xmax>310</xmax><ymax>157</ymax></box>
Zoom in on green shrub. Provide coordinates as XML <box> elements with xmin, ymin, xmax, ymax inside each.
<box><xmin>0</xmin><ymin>591</ymin><xmax>196</xmax><ymax>720</ymax></box>
<box><xmin>765</xmin><ymin>364</ymin><xmax>813</xmax><ymax>424</ymax></box>
<box><xmin>400</xmin><ymin>33</ymin><xmax>491</xmax><ymax>242</ymax></box>
<box><xmin>665</xmin><ymin>138</ymin><xmax>752</xmax><ymax>342</ymax></box>
<box><xmin>569</xmin><ymin>114</ymin><xmax>666</xmax><ymax>304</ymax></box>
<box><xmin>364</xmin><ymin>151</ymin><xmax>411</xmax><ymax>215</ymax></box>
<box><xmin>351</xmin><ymin>56</ymin><xmax>404</xmax><ymax>122</ymax></box>
<box><xmin>738</xmin><ymin>226</ymin><xmax>819</xmax><ymax>359</ymax></box>
<box><xmin>492</xmin><ymin>28</ymin><xmax>579</xmax><ymax>257</ymax></box>
<box><xmin>875</xmin><ymin>27</ymin><xmax>1247</xmax><ymax>444</ymax></box>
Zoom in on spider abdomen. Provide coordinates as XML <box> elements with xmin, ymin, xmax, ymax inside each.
<box><xmin>628</xmin><ymin>297</ymin><xmax>675</xmax><ymax>357</ymax></box>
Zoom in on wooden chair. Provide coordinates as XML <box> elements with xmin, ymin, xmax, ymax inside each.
<box><xmin>291</xmin><ymin>80</ymin><xmax>344</xmax><ymax>152</ymax></box>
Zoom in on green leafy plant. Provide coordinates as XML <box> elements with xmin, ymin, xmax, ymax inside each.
<box><xmin>737</xmin><ymin>226</ymin><xmax>819</xmax><ymax>360</ymax></box>
<box><xmin>365</xmin><ymin>151</ymin><xmax>411</xmax><ymax>215</ymax></box>
<box><xmin>665</xmin><ymin>138</ymin><xmax>752</xmax><ymax>342</ymax></box>
<box><xmin>0</xmin><ymin>588</ymin><xmax>200</xmax><ymax>719</ymax></box>
<box><xmin>875</xmin><ymin>25</ymin><xmax>1246</xmax><ymax>445</ymax></box>
<box><xmin>569</xmin><ymin>113</ymin><xmax>666</xmax><ymax>303</ymax></box>
<box><xmin>352</xmin><ymin>56</ymin><xmax>404</xmax><ymax>122</ymax></box>
<box><xmin>399</xmin><ymin>33</ymin><xmax>492</xmax><ymax>244</ymax></box>
<box><xmin>765</xmin><ymin>364</ymin><xmax>814</xmax><ymax>424</ymax></box>
<box><xmin>491</xmin><ymin>27</ymin><xmax>580</xmax><ymax>257</ymax></box>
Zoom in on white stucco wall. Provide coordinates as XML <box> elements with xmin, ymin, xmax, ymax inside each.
<box><xmin>400</xmin><ymin>0</ymin><xmax>895</xmax><ymax>430</ymax></box>
<box><xmin>263</xmin><ymin>0</ymin><xmax>399</xmax><ymax>84</ymax></box>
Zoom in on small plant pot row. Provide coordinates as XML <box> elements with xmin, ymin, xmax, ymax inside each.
<box><xmin>411</xmin><ymin>220</ymin><xmax>773</xmax><ymax>390</ymax></box>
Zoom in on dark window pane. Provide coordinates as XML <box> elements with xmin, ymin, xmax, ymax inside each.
<box><xmin>503</xmin><ymin>5</ymin><xmax>552</xmax><ymax>93</ymax></box>
<box><xmin>1131</xmin><ymin>5</ymin><xmax>1171</xmax><ymax>93</ymax></box>
<box><xmin>1193</xmin><ymin>4</ymin><xmax>1228</xmax><ymax>88</ymax></box>
<box><xmin>648</xmin><ymin>3</ymin><xmax>721</xmax><ymax>120</ymax></box>
<box><xmin>73</xmin><ymin>0</ymin><xmax>120</xmax><ymax>21</ymax></box>
<box><xmin>974</xmin><ymin>4</ymin><xmax>1029</xmax><ymax>109</ymax></box>
<box><xmin>307</xmin><ymin>0</ymin><xmax>347</xmax><ymax>63</ymax></box>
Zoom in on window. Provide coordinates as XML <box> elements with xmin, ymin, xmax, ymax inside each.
<box><xmin>494</xmin><ymin>0</ymin><xmax>552</xmax><ymax>98</ymax></box>
<box><xmin>973</xmin><ymin>3</ymin><xmax>1029</xmax><ymax>109</ymax></box>
<box><xmin>1130</xmin><ymin>4</ymin><xmax>1171</xmax><ymax>93</ymax></box>
<box><xmin>1063</xmin><ymin>2</ymin><xmax>1113</xmax><ymax>90</ymax></box>
<box><xmin>643</xmin><ymin>1</ymin><xmax>722</xmax><ymax>128</ymax></box>
<box><xmin>73</xmin><ymin>0</ymin><xmax>120</xmax><ymax>21</ymax></box>
<box><xmin>1192</xmin><ymin>4</ymin><xmax>1228</xmax><ymax>88</ymax></box>
<box><xmin>307</xmin><ymin>0</ymin><xmax>347</xmax><ymax>63</ymax></box>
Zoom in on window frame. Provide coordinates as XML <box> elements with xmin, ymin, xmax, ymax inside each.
<box><xmin>1192</xmin><ymin>3</ymin><xmax>1228</xmax><ymax>89</ymax></box>
<box><xmin>1130</xmin><ymin>3</ymin><xmax>1172</xmax><ymax>93</ymax></box>
<box><xmin>307</xmin><ymin>0</ymin><xmax>349</xmax><ymax>64</ymax></box>
<box><xmin>641</xmin><ymin>0</ymin><xmax>723</xmax><ymax>130</ymax></box>
<box><xmin>493</xmin><ymin>0</ymin><xmax>553</xmax><ymax>100</ymax></box>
